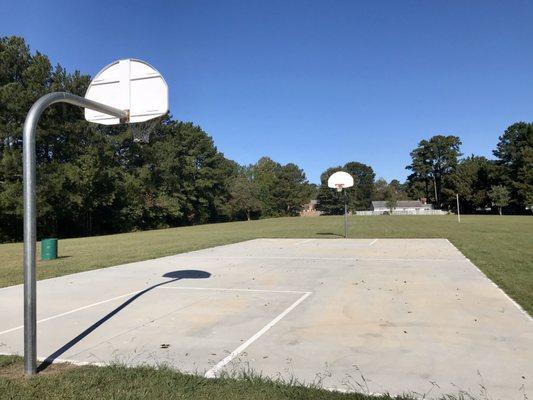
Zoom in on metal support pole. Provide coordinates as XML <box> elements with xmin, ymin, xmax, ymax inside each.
<box><xmin>343</xmin><ymin>190</ymin><xmax>348</xmax><ymax>238</ymax></box>
<box><xmin>456</xmin><ymin>193</ymin><xmax>461</xmax><ymax>223</ymax></box>
<box><xmin>23</xmin><ymin>92</ymin><xmax>127</xmax><ymax>375</ymax></box>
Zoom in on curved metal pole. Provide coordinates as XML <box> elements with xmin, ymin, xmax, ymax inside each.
<box><xmin>23</xmin><ymin>92</ymin><xmax>127</xmax><ymax>375</ymax></box>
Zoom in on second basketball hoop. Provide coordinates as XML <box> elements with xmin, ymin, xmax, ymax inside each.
<box><xmin>327</xmin><ymin>171</ymin><xmax>354</xmax><ymax>238</ymax></box>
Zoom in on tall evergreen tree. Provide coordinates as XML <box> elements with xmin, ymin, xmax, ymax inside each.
<box><xmin>406</xmin><ymin>135</ymin><xmax>462</xmax><ymax>207</ymax></box>
<box><xmin>228</xmin><ymin>166</ymin><xmax>261</xmax><ymax>221</ymax></box>
<box><xmin>445</xmin><ymin>156</ymin><xmax>497</xmax><ymax>213</ymax></box>
<box><xmin>316</xmin><ymin>166</ymin><xmax>345</xmax><ymax>215</ymax></box>
<box><xmin>252</xmin><ymin>157</ymin><xmax>282</xmax><ymax>217</ymax></box>
<box><xmin>493</xmin><ymin>122</ymin><xmax>533</xmax><ymax>211</ymax></box>
<box><xmin>274</xmin><ymin>163</ymin><xmax>313</xmax><ymax>216</ymax></box>
<box><xmin>344</xmin><ymin>161</ymin><xmax>375</xmax><ymax>211</ymax></box>
<box><xmin>0</xmin><ymin>36</ymin><xmax>244</xmax><ymax>241</ymax></box>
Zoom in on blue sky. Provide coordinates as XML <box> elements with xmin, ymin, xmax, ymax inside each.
<box><xmin>2</xmin><ymin>0</ymin><xmax>532</xmax><ymax>183</ymax></box>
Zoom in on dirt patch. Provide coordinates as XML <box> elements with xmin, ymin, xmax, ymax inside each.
<box><xmin>0</xmin><ymin>358</ymin><xmax>78</xmax><ymax>380</ymax></box>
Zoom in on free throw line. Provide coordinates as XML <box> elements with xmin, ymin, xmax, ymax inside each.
<box><xmin>176</xmin><ymin>255</ymin><xmax>462</xmax><ymax>262</ymax></box>
<box><xmin>204</xmin><ymin>291</ymin><xmax>312</xmax><ymax>378</ymax></box>
<box><xmin>157</xmin><ymin>286</ymin><xmax>308</xmax><ymax>294</ymax></box>
<box><xmin>0</xmin><ymin>289</ymin><xmax>144</xmax><ymax>336</ymax></box>
<box><xmin>0</xmin><ymin>286</ymin><xmax>310</xmax><ymax>336</ymax></box>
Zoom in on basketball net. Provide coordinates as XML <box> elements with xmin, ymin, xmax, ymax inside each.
<box><xmin>335</xmin><ymin>184</ymin><xmax>344</xmax><ymax>192</ymax></box>
<box><xmin>128</xmin><ymin>115</ymin><xmax>163</xmax><ymax>143</ymax></box>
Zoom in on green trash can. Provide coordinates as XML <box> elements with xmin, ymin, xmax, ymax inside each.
<box><xmin>41</xmin><ymin>238</ymin><xmax>58</xmax><ymax>261</ymax></box>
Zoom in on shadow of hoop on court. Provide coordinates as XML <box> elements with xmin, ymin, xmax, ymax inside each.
<box><xmin>37</xmin><ymin>269</ymin><xmax>211</xmax><ymax>372</ymax></box>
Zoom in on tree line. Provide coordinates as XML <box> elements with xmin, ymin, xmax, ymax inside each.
<box><xmin>0</xmin><ymin>36</ymin><xmax>314</xmax><ymax>242</ymax></box>
<box><xmin>1</xmin><ymin>36</ymin><xmax>531</xmax><ymax>241</ymax></box>
<box><xmin>404</xmin><ymin>129</ymin><xmax>532</xmax><ymax>214</ymax></box>
<box><xmin>316</xmin><ymin>128</ymin><xmax>532</xmax><ymax>215</ymax></box>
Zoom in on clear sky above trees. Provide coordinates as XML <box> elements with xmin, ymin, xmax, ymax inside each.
<box><xmin>2</xmin><ymin>0</ymin><xmax>532</xmax><ymax>183</ymax></box>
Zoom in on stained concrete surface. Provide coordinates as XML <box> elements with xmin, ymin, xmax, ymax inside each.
<box><xmin>0</xmin><ymin>239</ymin><xmax>531</xmax><ymax>399</ymax></box>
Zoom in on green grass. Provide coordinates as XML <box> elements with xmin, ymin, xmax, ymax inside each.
<box><xmin>1</xmin><ymin>215</ymin><xmax>531</xmax><ymax>314</ymax></box>
<box><xmin>0</xmin><ymin>355</ymin><xmax>469</xmax><ymax>400</ymax></box>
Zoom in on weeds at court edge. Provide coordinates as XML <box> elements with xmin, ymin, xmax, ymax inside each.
<box><xmin>309</xmin><ymin>362</ymin><xmax>333</xmax><ymax>388</ymax></box>
<box><xmin>188</xmin><ymin>356</ymin><xmax>497</xmax><ymax>400</ymax></box>
<box><xmin>341</xmin><ymin>365</ymin><xmax>373</xmax><ymax>395</ymax></box>
<box><xmin>7</xmin><ymin>351</ymin><xmax>526</xmax><ymax>400</ymax></box>
<box><xmin>446</xmin><ymin>369</ymin><xmax>523</xmax><ymax>400</ymax></box>
<box><xmin>205</xmin><ymin>360</ymin><xmax>441</xmax><ymax>400</ymax></box>
<box><xmin>2</xmin><ymin>356</ymin><xmax>516</xmax><ymax>400</ymax></box>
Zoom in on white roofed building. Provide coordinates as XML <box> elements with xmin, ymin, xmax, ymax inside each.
<box><xmin>354</xmin><ymin>199</ymin><xmax>446</xmax><ymax>215</ymax></box>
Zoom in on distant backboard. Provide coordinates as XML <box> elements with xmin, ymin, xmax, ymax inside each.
<box><xmin>328</xmin><ymin>171</ymin><xmax>354</xmax><ymax>191</ymax></box>
<box><xmin>85</xmin><ymin>59</ymin><xmax>168</xmax><ymax>125</ymax></box>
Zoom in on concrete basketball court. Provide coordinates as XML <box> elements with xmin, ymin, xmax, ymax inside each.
<box><xmin>0</xmin><ymin>239</ymin><xmax>531</xmax><ymax>399</ymax></box>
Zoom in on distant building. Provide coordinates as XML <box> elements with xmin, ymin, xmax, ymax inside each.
<box><xmin>355</xmin><ymin>198</ymin><xmax>446</xmax><ymax>215</ymax></box>
<box><xmin>300</xmin><ymin>199</ymin><xmax>322</xmax><ymax>217</ymax></box>
<box><xmin>372</xmin><ymin>199</ymin><xmax>433</xmax><ymax>213</ymax></box>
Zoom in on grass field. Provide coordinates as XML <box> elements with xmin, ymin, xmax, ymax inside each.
<box><xmin>1</xmin><ymin>215</ymin><xmax>531</xmax><ymax>314</ymax></box>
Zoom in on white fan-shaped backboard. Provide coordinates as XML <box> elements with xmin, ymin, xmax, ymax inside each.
<box><xmin>85</xmin><ymin>59</ymin><xmax>168</xmax><ymax>125</ymax></box>
<box><xmin>328</xmin><ymin>171</ymin><xmax>354</xmax><ymax>190</ymax></box>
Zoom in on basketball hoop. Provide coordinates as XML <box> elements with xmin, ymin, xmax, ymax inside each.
<box><xmin>327</xmin><ymin>171</ymin><xmax>354</xmax><ymax>239</ymax></box>
<box><xmin>327</xmin><ymin>171</ymin><xmax>354</xmax><ymax>191</ymax></box>
<box><xmin>22</xmin><ymin>58</ymin><xmax>169</xmax><ymax>376</ymax></box>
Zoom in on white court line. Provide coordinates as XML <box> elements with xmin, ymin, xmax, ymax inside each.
<box><xmin>178</xmin><ymin>255</ymin><xmax>358</xmax><ymax>261</ymax></box>
<box><xmin>445</xmin><ymin>239</ymin><xmax>532</xmax><ymax>320</ymax></box>
<box><xmin>359</xmin><ymin>257</ymin><xmax>467</xmax><ymax>262</ymax></box>
<box><xmin>0</xmin><ymin>286</ymin><xmax>310</xmax><ymax>337</ymax></box>
<box><xmin>0</xmin><ymin>289</ymin><xmax>144</xmax><ymax>336</ymax></box>
<box><xmin>157</xmin><ymin>286</ymin><xmax>308</xmax><ymax>294</ymax></box>
<box><xmin>204</xmin><ymin>291</ymin><xmax>312</xmax><ymax>378</ymax></box>
<box><xmin>177</xmin><ymin>255</ymin><xmax>463</xmax><ymax>262</ymax></box>
<box><xmin>294</xmin><ymin>239</ymin><xmax>314</xmax><ymax>245</ymax></box>
<box><xmin>368</xmin><ymin>239</ymin><xmax>378</xmax><ymax>246</ymax></box>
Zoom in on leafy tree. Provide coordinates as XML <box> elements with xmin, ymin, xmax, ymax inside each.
<box><xmin>405</xmin><ymin>178</ymin><xmax>427</xmax><ymax>202</ymax></box>
<box><xmin>406</xmin><ymin>135</ymin><xmax>462</xmax><ymax>207</ymax></box>
<box><xmin>146</xmin><ymin>120</ymin><xmax>233</xmax><ymax>226</ymax></box>
<box><xmin>0</xmin><ymin>36</ymin><xmax>96</xmax><ymax>239</ymax></box>
<box><xmin>373</xmin><ymin>178</ymin><xmax>388</xmax><ymax>201</ymax></box>
<box><xmin>317</xmin><ymin>162</ymin><xmax>374</xmax><ymax>214</ymax></box>
<box><xmin>388</xmin><ymin>179</ymin><xmax>408</xmax><ymax>200</ymax></box>
<box><xmin>0</xmin><ymin>35</ymin><xmax>317</xmax><ymax>242</ymax></box>
<box><xmin>0</xmin><ymin>36</ymin><xmax>241</xmax><ymax>240</ymax></box>
<box><xmin>344</xmin><ymin>161</ymin><xmax>375</xmax><ymax>210</ymax></box>
<box><xmin>316</xmin><ymin>166</ymin><xmax>345</xmax><ymax>215</ymax></box>
<box><xmin>251</xmin><ymin>157</ymin><xmax>282</xmax><ymax>217</ymax></box>
<box><xmin>488</xmin><ymin>185</ymin><xmax>510</xmax><ymax>215</ymax></box>
<box><xmin>274</xmin><ymin>163</ymin><xmax>313</xmax><ymax>216</ymax></box>
<box><xmin>228</xmin><ymin>167</ymin><xmax>261</xmax><ymax>221</ymax></box>
<box><xmin>374</xmin><ymin>178</ymin><xmax>408</xmax><ymax>202</ymax></box>
<box><xmin>445</xmin><ymin>156</ymin><xmax>497</xmax><ymax>213</ymax></box>
<box><xmin>249</xmin><ymin>157</ymin><xmax>312</xmax><ymax>217</ymax></box>
<box><xmin>385</xmin><ymin>186</ymin><xmax>398</xmax><ymax>214</ymax></box>
<box><xmin>525</xmin><ymin>192</ymin><xmax>533</xmax><ymax>214</ymax></box>
<box><xmin>493</xmin><ymin>122</ymin><xmax>533</xmax><ymax>211</ymax></box>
